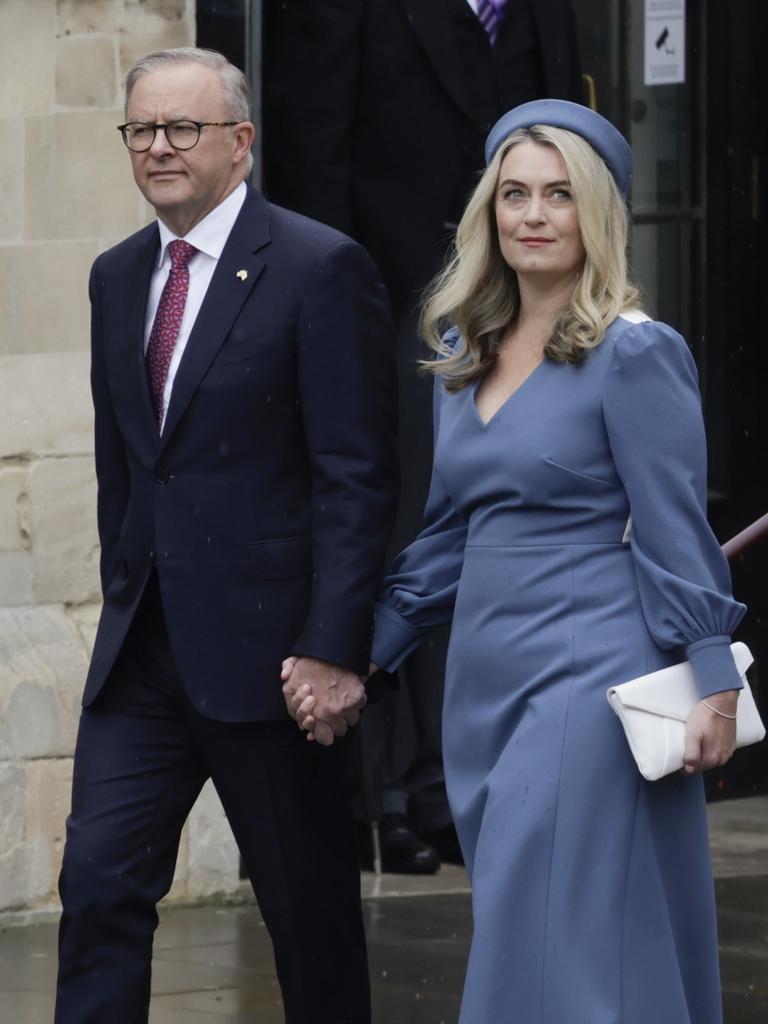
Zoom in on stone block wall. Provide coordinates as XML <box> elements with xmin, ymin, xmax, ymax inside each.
<box><xmin>0</xmin><ymin>0</ymin><xmax>241</xmax><ymax>917</ymax></box>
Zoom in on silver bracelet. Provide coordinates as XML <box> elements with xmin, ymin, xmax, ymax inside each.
<box><xmin>700</xmin><ymin>699</ymin><xmax>738</xmax><ymax>720</ymax></box>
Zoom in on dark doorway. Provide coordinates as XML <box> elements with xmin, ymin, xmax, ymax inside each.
<box><xmin>703</xmin><ymin>0</ymin><xmax>768</xmax><ymax>798</ymax></box>
<box><xmin>578</xmin><ymin>0</ymin><xmax>768</xmax><ymax>797</ymax></box>
<box><xmin>196</xmin><ymin>0</ymin><xmax>247</xmax><ymax>71</ymax></box>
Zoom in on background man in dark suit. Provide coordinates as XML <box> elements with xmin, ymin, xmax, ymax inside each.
<box><xmin>54</xmin><ymin>47</ymin><xmax>397</xmax><ymax>1024</ymax></box>
<box><xmin>263</xmin><ymin>0</ymin><xmax>584</xmax><ymax>872</ymax></box>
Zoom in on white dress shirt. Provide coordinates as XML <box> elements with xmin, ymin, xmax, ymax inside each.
<box><xmin>466</xmin><ymin>0</ymin><xmax>479</xmax><ymax>12</ymax></box>
<box><xmin>144</xmin><ymin>180</ymin><xmax>248</xmax><ymax>432</ymax></box>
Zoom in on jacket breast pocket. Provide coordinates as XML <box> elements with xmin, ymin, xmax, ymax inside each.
<box><xmin>247</xmin><ymin>535</ymin><xmax>313</xmax><ymax>580</ymax></box>
<box><xmin>214</xmin><ymin>332</ymin><xmax>273</xmax><ymax>366</ymax></box>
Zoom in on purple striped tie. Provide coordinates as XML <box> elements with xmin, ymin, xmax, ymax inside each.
<box><xmin>477</xmin><ymin>0</ymin><xmax>508</xmax><ymax>46</ymax></box>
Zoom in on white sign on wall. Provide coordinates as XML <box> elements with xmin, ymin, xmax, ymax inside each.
<box><xmin>644</xmin><ymin>0</ymin><xmax>686</xmax><ymax>86</ymax></box>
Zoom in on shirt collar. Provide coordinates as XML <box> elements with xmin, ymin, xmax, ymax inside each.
<box><xmin>155</xmin><ymin>180</ymin><xmax>248</xmax><ymax>267</ymax></box>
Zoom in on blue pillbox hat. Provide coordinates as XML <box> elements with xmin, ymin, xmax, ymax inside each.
<box><xmin>484</xmin><ymin>99</ymin><xmax>633</xmax><ymax>197</ymax></box>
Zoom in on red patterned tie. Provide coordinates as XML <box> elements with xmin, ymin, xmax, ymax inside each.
<box><xmin>146</xmin><ymin>239</ymin><xmax>197</xmax><ymax>427</ymax></box>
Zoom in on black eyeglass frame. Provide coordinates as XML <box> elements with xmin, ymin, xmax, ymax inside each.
<box><xmin>116</xmin><ymin>120</ymin><xmax>241</xmax><ymax>152</ymax></box>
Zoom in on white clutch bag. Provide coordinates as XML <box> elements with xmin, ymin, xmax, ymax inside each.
<box><xmin>607</xmin><ymin>642</ymin><xmax>765</xmax><ymax>781</ymax></box>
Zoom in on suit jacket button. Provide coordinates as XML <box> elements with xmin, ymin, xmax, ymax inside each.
<box><xmin>155</xmin><ymin>469</ymin><xmax>170</xmax><ymax>484</ymax></box>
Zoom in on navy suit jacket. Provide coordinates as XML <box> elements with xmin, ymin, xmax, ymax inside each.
<box><xmin>84</xmin><ymin>185</ymin><xmax>398</xmax><ymax>721</ymax></box>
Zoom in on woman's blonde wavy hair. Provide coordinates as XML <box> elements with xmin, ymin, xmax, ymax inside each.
<box><xmin>420</xmin><ymin>125</ymin><xmax>641</xmax><ymax>390</ymax></box>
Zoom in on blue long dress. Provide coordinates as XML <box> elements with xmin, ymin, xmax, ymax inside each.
<box><xmin>370</xmin><ymin>314</ymin><xmax>746</xmax><ymax>1024</ymax></box>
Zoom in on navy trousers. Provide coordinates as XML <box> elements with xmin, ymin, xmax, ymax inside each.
<box><xmin>55</xmin><ymin>574</ymin><xmax>370</xmax><ymax>1023</ymax></box>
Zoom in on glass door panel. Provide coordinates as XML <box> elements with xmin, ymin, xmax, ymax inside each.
<box><xmin>626</xmin><ymin>0</ymin><xmax>702</xmax><ymax>345</ymax></box>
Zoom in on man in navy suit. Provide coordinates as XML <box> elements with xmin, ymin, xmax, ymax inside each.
<box><xmin>54</xmin><ymin>46</ymin><xmax>397</xmax><ymax>1024</ymax></box>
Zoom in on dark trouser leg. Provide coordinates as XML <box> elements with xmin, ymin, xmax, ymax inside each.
<box><xmin>55</xmin><ymin>583</ymin><xmax>207</xmax><ymax>1024</ymax></box>
<box><xmin>197</xmin><ymin>719</ymin><xmax>370</xmax><ymax>1024</ymax></box>
<box><xmin>396</xmin><ymin>628</ymin><xmax>453</xmax><ymax>832</ymax></box>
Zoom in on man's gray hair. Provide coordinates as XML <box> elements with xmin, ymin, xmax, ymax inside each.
<box><xmin>125</xmin><ymin>47</ymin><xmax>253</xmax><ymax>172</ymax></box>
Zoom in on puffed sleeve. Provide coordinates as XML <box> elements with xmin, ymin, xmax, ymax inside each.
<box><xmin>371</xmin><ymin>368</ymin><xmax>469</xmax><ymax>672</ymax></box>
<box><xmin>602</xmin><ymin>321</ymin><xmax>746</xmax><ymax>698</ymax></box>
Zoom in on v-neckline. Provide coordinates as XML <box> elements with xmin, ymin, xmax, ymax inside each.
<box><xmin>471</xmin><ymin>358</ymin><xmax>547</xmax><ymax>429</ymax></box>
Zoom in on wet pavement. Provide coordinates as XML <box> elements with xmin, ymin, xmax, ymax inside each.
<box><xmin>1</xmin><ymin>797</ymin><xmax>766</xmax><ymax>1022</ymax></box>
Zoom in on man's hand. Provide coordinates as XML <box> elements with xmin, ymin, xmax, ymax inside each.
<box><xmin>281</xmin><ymin>656</ymin><xmax>367</xmax><ymax>746</ymax></box>
<box><xmin>682</xmin><ymin>689</ymin><xmax>739</xmax><ymax>774</ymax></box>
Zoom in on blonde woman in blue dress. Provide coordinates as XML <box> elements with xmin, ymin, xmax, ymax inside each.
<box><xmin>283</xmin><ymin>100</ymin><xmax>745</xmax><ymax>1024</ymax></box>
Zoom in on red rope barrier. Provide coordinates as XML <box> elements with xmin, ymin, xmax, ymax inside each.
<box><xmin>722</xmin><ymin>512</ymin><xmax>768</xmax><ymax>561</ymax></box>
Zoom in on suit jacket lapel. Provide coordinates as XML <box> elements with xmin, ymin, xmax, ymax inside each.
<box><xmin>112</xmin><ymin>223</ymin><xmax>160</xmax><ymax>448</ymax></box>
<box><xmin>158</xmin><ymin>187</ymin><xmax>270</xmax><ymax>451</ymax></box>
<box><xmin>399</xmin><ymin>0</ymin><xmax>478</xmax><ymax>125</ymax></box>
<box><xmin>529</xmin><ymin>0</ymin><xmax>581</xmax><ymax>97</ymax></box>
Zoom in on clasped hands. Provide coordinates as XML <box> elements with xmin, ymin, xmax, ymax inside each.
<box><xmin>281</xmin><ymin>656</ymin><xmax>375</xmax><ymax>746</ymax></box>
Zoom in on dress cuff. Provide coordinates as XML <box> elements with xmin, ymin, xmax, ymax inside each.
<box><xmin>370</xmin><ymin>602</ymin><xmax>423</xmax><ymax>673</ymax></box>
<box><xmin>686</xmin><ymin>636</ymin><xmax>744</xmax><ymax>699</ymax></box>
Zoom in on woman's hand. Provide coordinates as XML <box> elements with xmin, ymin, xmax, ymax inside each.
<box><xmin>682</xmin><ymin>689</ymin><xmax>739</xmax><ymax>774</ymax></box>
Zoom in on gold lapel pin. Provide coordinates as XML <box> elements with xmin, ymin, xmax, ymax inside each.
<box><xmin>236</xmin><ymin>269</ymin><xmax>248</xmax><ymax>281</ymax></box>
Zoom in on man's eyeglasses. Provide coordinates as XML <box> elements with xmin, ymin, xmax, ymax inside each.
<box><xmin>116</xmin><ymin>120</ymin><xmax>239</xmax><ymax>152</ymax></box>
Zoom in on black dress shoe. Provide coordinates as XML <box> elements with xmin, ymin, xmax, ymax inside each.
<box><xmin>421</xmin><ymin>824</ymin><xmax>464</xmax><ymax>866</ymax></box>
<box><xmin>358</xmin><ymin>814</ymin><xmax>440</xmax><ymax>874</ymax></box>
